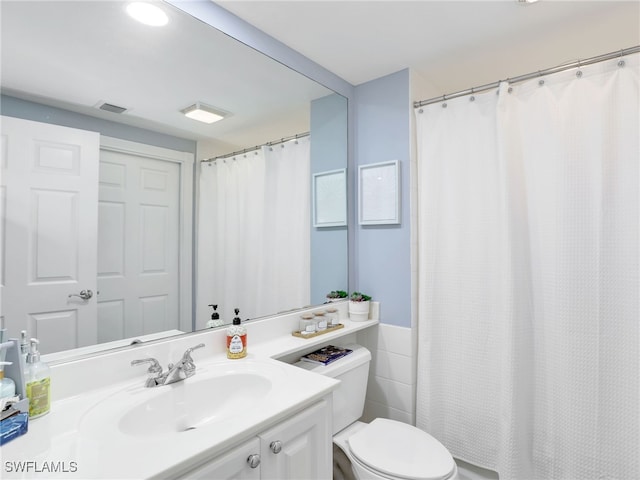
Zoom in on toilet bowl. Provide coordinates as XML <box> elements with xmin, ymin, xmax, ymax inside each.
<box><xmin>295</xmin><ymin>344</ymin><xmax>458</xmax><ymax>480</ymax></box>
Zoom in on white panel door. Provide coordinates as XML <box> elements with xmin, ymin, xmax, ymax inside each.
<box><xmin>97</xmin><ymin>148</ymin><xmax>180</xmax><ymax>342</ymax></box>
<box><xmin>0</xmin><ymin>115</ymin><xmax>99</xmax><ymax>353</ymax></box>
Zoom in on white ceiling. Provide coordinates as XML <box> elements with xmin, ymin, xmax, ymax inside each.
<box><xmin>2</xmin><ymin>1</ymin><xmax>638</xmax><ymax>156</ymax></box>
<box><xmin>0</xmin><ymin>0</ymin><xmax>332</xmax><ymax>155</ymax></box>
<box><xmin>217</xmin><ymin>0</ymin><xmax>640</xmax><ymax>98</ymax></box>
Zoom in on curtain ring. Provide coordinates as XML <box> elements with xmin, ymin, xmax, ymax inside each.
<box><xmin>618</xmin><ymin>49</ymin><xmax>626</xmax><ymax>68</ymax></box>
<box><xmin>470</xmin><ymin>88</ymin><xmax>475</xmax><ymax>102</ymax></box>
<box><xmin>418</xmin><ymin>108</ymin><xmax>424</xmax><ymax>114</ymax></box>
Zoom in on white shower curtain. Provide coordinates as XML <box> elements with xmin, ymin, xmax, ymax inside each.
<box><xmin>197</xmin><ymin>137</ymin><xmax>310</xmax><ymax>326</ymax></box>
<box><xmin>416</xmin><ymin>53</ymin><xmax>639</xmax><ymax>480</ymax></box>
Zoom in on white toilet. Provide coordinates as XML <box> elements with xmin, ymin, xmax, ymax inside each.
<box><xmin>296</xmin><ymin>344</ymin><xmax>458</xmax><ymax>480</ymax></box>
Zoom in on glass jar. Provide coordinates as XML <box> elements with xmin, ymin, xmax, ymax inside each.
<box><xmin>299</xmin><ymin>314</ymin><xmax>316</xmax><ymax>335</ymax></box>
<box><xmin>314</xmin><ymin>311</ymin><xmax>328</xmax><ymax>331</ymax></box>
<box><xmin>325</xmin><ymin>307</ymin><xmax>339</xmax><ymax>326</ymax></box>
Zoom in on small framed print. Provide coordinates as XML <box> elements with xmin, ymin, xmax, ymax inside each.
<box><xmin>312</xmin><ymin>168</ymin><xmax>347</xmax><ymax>227</ymax></box>
<box><xmin>358</xmin><ymin>160</ymin><xmax>400</xmax><ymax>225</ymax></box>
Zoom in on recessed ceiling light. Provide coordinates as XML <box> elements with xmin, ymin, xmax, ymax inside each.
<box><xmin>517</xmin><ymin>0</ymin><xmax>540</xmax><ymax>4</ymax></box>
<box><xmin>181</xmin><ymin>103</ymin><xmax>228</xmax><ymax>124</ymax></box>
<box><xmin>126</xmin><ymin>2</ymin><xmax>169</xmax><ymax>27</ymax></box>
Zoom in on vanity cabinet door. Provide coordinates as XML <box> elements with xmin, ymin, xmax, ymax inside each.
<box><xmin>178</xmin><ymin>438</ymin><xmax>261</xmax><ymax>480</ymax></box>
<box><xmin>258</xmin><ymin>400</ymin><xmax>332</xmax><ymax>480</ymax></box>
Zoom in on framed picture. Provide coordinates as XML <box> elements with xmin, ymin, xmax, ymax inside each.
<box><xmin>358</xmin><ymin>160</ymin><xmax>400</xmax><ymax>225</ymax></box>
<box><xmin>312</xmin><ymin>168</ymin><xmax>347</xmax><ymax>227</ymax></box>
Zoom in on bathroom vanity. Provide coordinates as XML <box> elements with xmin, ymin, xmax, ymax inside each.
<box><xmin>2</xmin><ymin>304</ymin><xmax>378</xmax><ymax>479</ymax></box>
<box><xmin>178</xmin><ymin>399</ymin><xmax>330</xmax><ymax>479</ymax></box>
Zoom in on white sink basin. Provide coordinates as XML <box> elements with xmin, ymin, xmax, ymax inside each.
<box><xmin>119</xmin><ymin>372</ymin><xmax>271</xmax><ymax>436</ymax></box>
<box><xmin>79</xmin><ymin>359</ymin><xmax>283</xmax><ymax>439</ymax></box>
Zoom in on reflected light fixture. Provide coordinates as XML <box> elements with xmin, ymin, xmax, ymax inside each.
<box><xmin>517</xmin><ymin>0</ymin><xmax>540</xmax><ymax>4</ymax></box>
<box><xmin>126</xmin><ymin>2</ymin><xmax>169</xmax><ymax>26</ymax></box>
<box><xmin>181</xmin><ymin>103</ymin><xmax>228</xmax><ymax>124</ymax></box>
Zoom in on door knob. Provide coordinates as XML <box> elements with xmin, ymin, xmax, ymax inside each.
<box><xmin>68</xmin><ymin>289</ymin><xmax>93</xmax><ymax>300</ymax></box>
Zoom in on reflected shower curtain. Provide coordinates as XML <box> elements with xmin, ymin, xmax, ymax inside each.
<box><xmin>415</xmin><ymin>53</ymin><xmax>639</xmax><ymax>479</ymax></box>
<box><xmin>197</xmin><ymin>137</ymin><xmax>310</xmax><ymax>326</ymax></box>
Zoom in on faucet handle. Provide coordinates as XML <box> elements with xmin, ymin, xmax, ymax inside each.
<box><xmin>131</xmin><ymin>358</ymin><xmax>164</xmax><ymax>387</ymax></box>
<box><xmin>131</xmin><ymin>357</ymin><xmax>163</xmax><ymax>375</ymax></box>
<box><xmin>180</xmin><ymin>343</ymin><xmax>205</xmax><ymax>377</ymax></box>
<box><xmin>182</xmin><ymin>343</ymin><xmax>205</xmax><ymax>362</ymax></box>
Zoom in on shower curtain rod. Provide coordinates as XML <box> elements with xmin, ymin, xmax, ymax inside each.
<box><xmin>414</xmin><ymin>45</ymin><xmax>640</xmax><ymax>108</ymax></box>
<box><xmin>201</xmin><ymin>131</ymin><xmax>310</xmax><ymax>163</ymax></box>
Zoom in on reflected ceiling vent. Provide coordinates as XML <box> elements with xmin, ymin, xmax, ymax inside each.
<box><xmin>98</xmin><ymin>102</ymin><xmax>128</xmax><ymax>114</ymax></box>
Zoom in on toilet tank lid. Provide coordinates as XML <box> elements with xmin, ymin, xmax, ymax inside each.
<box><xmin>293</xmin><ymin>344</ymin><xmax>371</xmax><ymax>378</ymax></box>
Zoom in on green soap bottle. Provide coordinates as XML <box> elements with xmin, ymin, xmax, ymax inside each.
<box><xmin>25</xmin><ymin>339</ymin><xmax>51</xmax><ymax>418</ymax></box>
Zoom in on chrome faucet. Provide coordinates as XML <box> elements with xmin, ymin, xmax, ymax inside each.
<box><xmin>131</xmin><ymin>343</ymin><xmax>205</xmax><ymax>387</ymax></box>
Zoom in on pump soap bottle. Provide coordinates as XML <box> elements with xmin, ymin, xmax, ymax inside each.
<box><xmin>226</xmin><ymin>308</ymin><xmax>247</xmax><ymax>359</ymax></box>
<box><xmin>25</xmin><ymin>339</ymin><xmax>51</xmax><ymax>418</ymax></box>
<box><xmin>206</xmin><ymin>304</ymin><xmax>225</xmax><ymax>328</ymax></box>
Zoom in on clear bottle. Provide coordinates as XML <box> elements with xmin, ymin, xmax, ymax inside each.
<box><xmin>226</xmin><ymin>308</ymin><xmax>247</xmax><ymax>359</ymax></box>
<box><xmin>25</xmin><ymin>339</ymin><xmax>51</xmax><ymax>418</ymax></box>
<box><xmin>19</xmin><ymin>330</ymin><xmax>29</xmax><ymax>369</ymax></box>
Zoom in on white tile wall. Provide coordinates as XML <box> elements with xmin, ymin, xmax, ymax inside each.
<box><xmin>356</xmin><ymin>324</ymin><xmax>499</xmax><ymax>480</ymax></box>
<box><xmin>357</xmin><ymin>323</ymin><xmax>416</xmax><ymax>425</ymax></box>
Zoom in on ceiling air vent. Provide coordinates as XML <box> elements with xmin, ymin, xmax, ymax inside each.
<box><xmin>98</xmin><ymin>102</ymin><xmax>128</xmax><ymax>114</ymax></box>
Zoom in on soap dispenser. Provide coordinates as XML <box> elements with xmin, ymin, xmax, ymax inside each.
<box><xmin>19</xmin><ymin>330</ymin><xmax>28</xmax><ymax>369</ymax></box>
<box><xmin>206</xmin><ymin>304</ymin><xmax>225</xmax><ymax>328</ymax></box>
<box><xmin>226</xmin><ymin>308</ymin><xmax>247</xmax><ymax>359</ymax></box>
<box><xmin>25</xmin><ymin>339</ymin><xmax>51</xmax><ymax>418</ymax></box>
<box><xmin>0</xmin><ymin>361</ymin><xmax>16</xmax><ymax>399</ymax></box>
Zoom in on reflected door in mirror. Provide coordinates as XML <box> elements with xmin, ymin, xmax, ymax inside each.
<box><xmin>97</xmin><ymin>149</ymin><xmax>181</xmax><ymax>342</ymax></box>
<box><xmin>1</xmin><ymin>116</ymin><xmax>99</xmax><ymax>354</ymax></box>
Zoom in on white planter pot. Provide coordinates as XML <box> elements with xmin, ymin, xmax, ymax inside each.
<box><xmin>348</xmin><ymin>300</ymin><xmax>370</xmax><ymax>322</ymax></box>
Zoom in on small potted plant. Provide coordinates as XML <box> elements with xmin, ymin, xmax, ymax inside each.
<box><xmin>326</xmin><ymin>290</ymin><xmax>348</xmax><ymax>303</ymax></box>
<box><xmin>348</xmin><ymin>291</ymin><xmax>371</xmax><ymax>321</ymax></box>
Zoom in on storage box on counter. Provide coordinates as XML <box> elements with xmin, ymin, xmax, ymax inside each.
<box><xmin>1</xmin><ymin>400</ymin><xmax>29</xmax><ymax>445</ymax></box>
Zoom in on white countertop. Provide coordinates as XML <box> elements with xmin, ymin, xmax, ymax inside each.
<box><xmin>2</xmin><ymin>308</ymin><xmax>378</xmax><ymax>479</ymax></box>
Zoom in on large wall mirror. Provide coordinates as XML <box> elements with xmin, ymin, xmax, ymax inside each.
<box><xmin>0</xmin><ymin>0</ymin><xmax>348</xmax><ymax>359</ymax></box>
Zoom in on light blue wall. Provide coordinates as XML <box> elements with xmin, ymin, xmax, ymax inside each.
<box><xmin>0</xmin><ymin>95</ymin><xmax>197</xmax><ymax>153</ymax></box>
<box><xmin>310</xmin><ymin>93</ymin><xmax>349</xmax><ymax>304</ymax></box>
<box><xmin>353</xmin><ymin>69</ymin><xmax>412</xmax><ymax>328</ymax></box>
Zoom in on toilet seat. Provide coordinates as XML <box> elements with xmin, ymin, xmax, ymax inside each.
<box><xmin>348</xmin><ymin>418</ymin><xmax>456</xmax><ymax>480</ymax></box>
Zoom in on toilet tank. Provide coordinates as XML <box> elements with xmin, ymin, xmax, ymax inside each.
<box><xmin>294</xmin><ymin>344</ymin><xmax>371</xmax><ymax>434</ymax></box>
